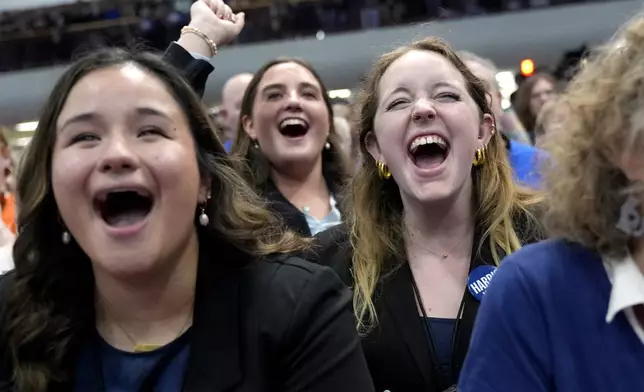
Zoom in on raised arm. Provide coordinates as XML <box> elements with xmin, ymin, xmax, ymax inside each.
<box><xmin>163</xmin><ymin>0</ymin><xmax>245</xmax><ymax>97</ymax></box>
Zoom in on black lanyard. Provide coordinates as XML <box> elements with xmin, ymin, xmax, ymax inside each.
<box><xmin>409</xmin><ymin>269</ymin><xmax>466</xmax><ymax>390</ymax></box>
<box><xmin>93</xmin><ymin>331</ymin><xmax>190</xmax><ymax>392</ymax></box>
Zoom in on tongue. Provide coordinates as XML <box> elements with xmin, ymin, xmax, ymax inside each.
<box><xmin>414</xmin><ymin>153</ymin><xmax>445</xmax><ymax>170</ymax></box>
<box><xmin>105</xmin><ymin>209</ymin><xmax>148</xmax><ymax>227</ymax></box>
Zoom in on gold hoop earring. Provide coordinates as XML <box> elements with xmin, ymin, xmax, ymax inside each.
<box><xmin>377</xmin><ymin>161</ymin><xmax>391</xmax><ymax>180</ymax></box>
<box><xmin>472</xmin><ymin>147</ymin><xmax>486</xmax><ymax>167</ymax></box>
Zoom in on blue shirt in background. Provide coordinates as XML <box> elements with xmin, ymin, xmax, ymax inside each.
<box><xmin>459</xmin><ymin>239</ymin><xmax>644</xmax><ymax>391</ymax></box>
<box><xmin>507</xmin><ymin>140</ymin><xmax>543</xmax><ymax>189</ymax></box>
<box><xmin>74</xmin><ymin>329</ymin><xmax>192</xmax><ymax>392</ymax></box>
<box><xmin>223</xmin><ymin>139</ymin><xmax>233</xmax><ymax>153</ymax></box>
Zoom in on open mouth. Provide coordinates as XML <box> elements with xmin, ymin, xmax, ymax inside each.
<box><xmin>94</xmin><ymin>189</ymin><xmax>153</xmax><ymax>228</ymax></box>
<box><xmin>408</xmin><ymin>135</ymin><xmax>450</xmax><ymax>170</ymax></box>
<box><xmin>278</xmin><ymin>118</ymin><xmax>309</xmax><ymax>138</ymax></box>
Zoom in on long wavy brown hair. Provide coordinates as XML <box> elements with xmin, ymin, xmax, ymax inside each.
<box><xmin>542</xmin><ymin>15</ymin><xmax>644</xmax><ymax>257</ymax></box>
<box><xmin>6</xmin><ymin>49</ymin><xmax>308</xmax><ymax>391</ymax></box>
<box><xmin>230</xmin><ymin>58</ymin><xmax>350</xmax><ymax>195</ymax></box>
<box><xmin>348</xmin><ymin>38</ymin><xmax>543</xmax><ymax>332</ymax></box>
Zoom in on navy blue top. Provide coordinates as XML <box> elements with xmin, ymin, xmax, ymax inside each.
<box><xmin>426</xmin><ymin>317</ymin><xmax>456</xmax><ymax>384</ymax></box>
<box><xmin>459</xmin><ymin>239</ymin><xmax>644</xmax><ymax>391</ymax></box>
<box><xmin>74</xmin><ymin>328</ymin><xmax>192</xmax><ymax>392</ymax></box>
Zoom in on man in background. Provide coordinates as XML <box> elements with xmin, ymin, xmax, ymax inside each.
<box><xmin>218</xmin><ymin>72</ymin><xmax>253</xmax><ymax>152</ymax></box>
<box><xmin>460</xmin><ymin>51</ymin><xmax>543</xmax><ymax>188</ymax></box>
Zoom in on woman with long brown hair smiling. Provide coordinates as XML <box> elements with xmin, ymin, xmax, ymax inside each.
<box><xmin>314</xmin><ymin>38</ymin><xmax>543</xmax><ymax>392</ymax></box>
<box><xmin>230</xmin><ymin>58</ymin><xmax>350</xmax><ymax>236</ymax></box>
<box><xmin>0</xmin><ymin>10</ymin><xmax>374</xmax><ymax>392</ymax></box>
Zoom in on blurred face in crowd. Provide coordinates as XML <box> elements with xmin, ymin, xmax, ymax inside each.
<box><xmin>530</xmin><ymin>77</ymin><xmax>556</xmax><ymax>118</ymax></box>
<box><xmin>465</xmin><ymin>60</ymin><xmax>503</xmax><ymax>121</ymax></box>
<box><xmin>0</xmin><ymin>140</ymin><xmax>10</xmax><ymax>193</ymax></box>
<box><xmin>368</xmin><ymin>50</ymin><xmax>493</xmax><ymax>206</ymax></box>
<box><xmin>243</xmin><ymin>62</ymin><xmax>330</xmax><ymax>171</ymax></box>
<box><xmin>52</xmin><ymin>64</ymin><xmax>207</xmax><ymax>280</ymax></box>
<box><xmin>219</xmin><ymin>73</ymin><xmax>252</xmax><ymax>139</ymax></box>
<box><xmin>333</xmin><ymin>103</ymin><xmax>352</xmax><ymax>121</ymax></box>
<box><xmin>334</xmin><ymin>116</ymin><xmax>353</xmax><ymax>160</ymax></box>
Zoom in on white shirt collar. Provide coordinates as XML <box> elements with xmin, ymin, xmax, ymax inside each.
<box><xmin>603</xmin><ymin>251</ymin><xmax>644</xmax><ymax>323</ymax></box>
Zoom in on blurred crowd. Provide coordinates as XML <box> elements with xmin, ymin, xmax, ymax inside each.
<box><xmin>0</xmin><ymin>0</ymin><xmax>608</xmax><ymax>72</ymax></box>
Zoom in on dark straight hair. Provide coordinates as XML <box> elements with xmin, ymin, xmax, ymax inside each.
<box><xmin>230</xmin><ymin>58</ymin><xmax>350</xmax><ymax>196</ymax></box>
<box><xmin>6</xmin><ymin>48</ymin><xmax>307</xmax><ymax>391</ymax></box>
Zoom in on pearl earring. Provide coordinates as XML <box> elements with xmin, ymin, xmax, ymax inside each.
<box><xmin>198</xmin><ymin>207</ymin><xmax>210</xmax><ymax>227</ymax></box>
<box><xmin>325</xmin><ymin>141</ymin><xmax>331</xmax><ymax>150</ymax></box>
<box><xmin>62</xmin><ymin>231</ymin><xmax>71</xmax><ymax>244</ymax></box>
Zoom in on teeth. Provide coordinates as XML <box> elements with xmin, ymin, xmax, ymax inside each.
<box><xmin>279</xmin><ymin>118</ymin><xmax>307</xmax><ymax>129</ymax></box>
<box><xmin>409</xmin><ymin>135</ymin><xmax>448</xmax><ymax>153</ymax></box>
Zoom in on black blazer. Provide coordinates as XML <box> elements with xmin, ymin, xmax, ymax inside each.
<box><xmin>311</xmin><ymin>218</ymin><xmax>542</xmax><ymax>392</ymax></box>
<box><xmin>0</xmin><ymin>237</ymin><xmax>375</xmax><ymax>391</ymax></box>
<box><xmin>261</xmin><ymin>181</ymin><xmax>349</xmax><ymax>238</ymax></box>
<box><xmin>262</xmin><ymin>180</ymin><xmax>314</xmax><ymax>237</ymax></box>
<box><xmin>162</xmin><ymin>41</ymin><xmax>214</xmax><ymax>99</ymax></box>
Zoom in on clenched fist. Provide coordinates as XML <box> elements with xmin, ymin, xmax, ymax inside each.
<box><xmin>188</xmin><ymin>0</ymin><xmax>245</xmax><ymax>47</ymax></box>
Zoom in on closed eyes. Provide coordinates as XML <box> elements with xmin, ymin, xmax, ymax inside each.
<box><xmin>70</xmin><ymin>133</ymin><xmax>99</xmax><ymax>144</ymax></box>
<box><xmin>386</xmin><ymin>92</ymin><xmax>461</xmax><ymax>110</ymax></box>
<box><xmin>68</xmin><ymin>125</ymin><xmax>167</xmax><ymax>145</ymax></box>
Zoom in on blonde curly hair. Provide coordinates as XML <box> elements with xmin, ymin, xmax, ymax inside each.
<box><xmin>543</xmin><ymin>15</ymin><xmax>644</xmax><ymax>256</ymax></box>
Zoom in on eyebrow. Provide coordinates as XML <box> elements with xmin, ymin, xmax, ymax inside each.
<box><xmin>261</xmin><ymin>82</ymin><xmax>320</xmax><ymax>93</ymax></box>
<box><xmin>59</xmin><ymin>112</ymin><xmax>98</xmax><ymax>131</ymax></box>
<box><xmin>59</xmin><ymin>107</ymin><xmax>172</xmax><ymax>131</ymax></box>
<box><xmin>387</xmin><ymin>81</ymin><xmax>460</xmax><ymax>95</ymax></box>
<box><xmin>386</xmin><ymin>86</ymin><xmax>411</xmax><ymax>97</ymax></box>
<box><xmin>134</xmin><ymin>107</ymin><xmax>172</xmax><ymax>120</ymax></box>
<box><xmin>434</xmin><ymin>81</ymin><xmax>460</xmax><ymax>90</ymax></box>
<box><xmin>384</xmin><ymin>81</ymin><xmax>463</xmax><ymax>101</ymax></box>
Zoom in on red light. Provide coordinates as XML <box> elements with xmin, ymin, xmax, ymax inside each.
<box><xmin>520</xmin><ymin>59</ymin><xmax>535</xmax><ymax>77</ymax></box>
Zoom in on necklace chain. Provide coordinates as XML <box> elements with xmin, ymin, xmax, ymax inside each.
<box><xmin>108</xmin><ymin>305</ymin><xmax>194</xmax><ymax>353</ymax></box>
<box><xmin>406</xmin><ymin>232</ymin><xmax>471</xmax><ymax>259</ymax></box>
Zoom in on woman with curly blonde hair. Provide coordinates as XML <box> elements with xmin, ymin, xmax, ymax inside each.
<box><xmin>459</xmin><ymin>14</ymin><xmax>644</xmax><ymax>392</ymax></box>
<box><xmin>314</xmin><ymin>37</ymin><xmax>543</xmax><ymax>392</ymax></box>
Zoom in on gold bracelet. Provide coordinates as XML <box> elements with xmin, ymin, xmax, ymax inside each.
<box><xmin>180</xmin><ymin>26</ymin><xmax>218</xmax><ymax>56</ymax></box>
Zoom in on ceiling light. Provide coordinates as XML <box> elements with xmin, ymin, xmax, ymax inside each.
<box><xmin>15</xmin><ymin>121</ymin><xmax>38</xmax><ymax>132</ymax></box>
<box><xmin>328</xmin><ymin>89</ymin><xmax>351</xmax><ymax>99</ymax></box>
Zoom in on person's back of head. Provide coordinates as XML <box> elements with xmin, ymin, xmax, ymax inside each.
<box><xmin>543</xmin><ymin>14</ymin><xmax>644</xmax><ymax>256</ymax></box>
<box><xmin>220</xmin><ymin>73</ymin><xmax>253</xmax><ymax>140</ymax></box>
